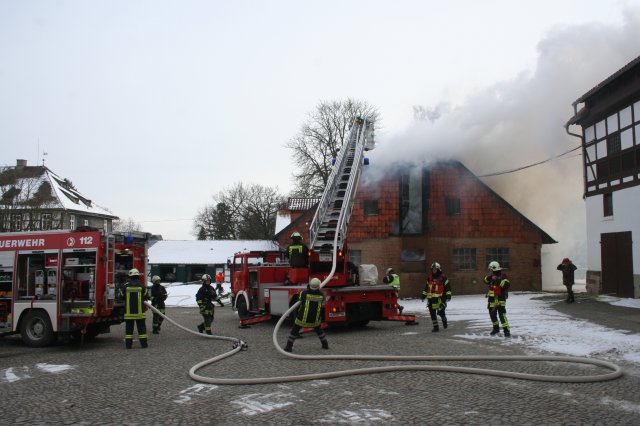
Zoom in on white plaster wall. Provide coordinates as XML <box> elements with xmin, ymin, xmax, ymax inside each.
<box><xmin>585</xmin><ymin>184</ymin><xmax>640</xmax><ymax>273</ymax></box>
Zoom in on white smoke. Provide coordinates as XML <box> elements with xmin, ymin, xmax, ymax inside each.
<box><xmin>373</xmin><ymin>7</ymin><xmax>640</xmax><ymax>288</ymax></box>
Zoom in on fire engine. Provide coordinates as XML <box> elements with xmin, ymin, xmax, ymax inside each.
<box><xmin>0</xmin><ymin>228</ymin><xmax>149</xmax><ymax>347</ymax></box>
<box><xmin>231</xmin><ymin>117</ymin><xmax>417</xmax><ymax>327</ymax></box>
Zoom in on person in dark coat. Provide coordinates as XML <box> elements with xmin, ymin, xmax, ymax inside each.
<box><xmin>557</xmin><ymin>258</ymin><xmax>578</xmax><ymax>303</ymax></box>
<box><xmin>284</xmin><ymin>278</ymin><xmax>329</xmax><ymax>353</ymax></box>
<box><xmin>286</xmin><ymin>232</ymin><xmax>309</xmax><ymax>267</ymax></box>
<box><xmin>195</xmin><ymin>274</ymin><xmax>223</xmax><ymax>335</ymax></box>
<box><xmin>149</xmin><ymin>275</ymin><xmax>167</xmax><ymax>334</ymax></box>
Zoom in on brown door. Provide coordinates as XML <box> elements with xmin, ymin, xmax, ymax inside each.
<box><xmin>601</xmin><ymin>232</ymin><xmax>634</xmax><ymax>297</ymax></box>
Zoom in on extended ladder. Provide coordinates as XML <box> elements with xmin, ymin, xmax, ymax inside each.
<box><xmin>309</xmin><ymin>117</ymin><xmax>375</xmax><ymax>254</ymax></box>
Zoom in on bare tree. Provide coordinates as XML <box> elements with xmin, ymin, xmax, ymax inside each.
<box><xmin>286</xmin><ymin>99</ymin><xmax>379</xmax><ymax>197</ymax></box>
<box><xmin>112</xmin><ymin>217</ymin><xmax>143</xmax><ymax>233</ymax></box>
<box><xmin>193</xmin><ymin>182</ymin><xmax>284</xmax><ymax>240</ymax></box>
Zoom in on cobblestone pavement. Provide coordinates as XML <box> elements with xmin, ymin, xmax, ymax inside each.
<box><xmin>1</xmin><ymin>296</ymin><xmax>639</xmax><ymax>425</ymax></box>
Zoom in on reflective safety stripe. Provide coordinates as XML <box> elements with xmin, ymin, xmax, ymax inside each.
<box><xmin>295</xmin><ymin>293</ymin><xmax>323</xmax><ymax>328</ymax></box>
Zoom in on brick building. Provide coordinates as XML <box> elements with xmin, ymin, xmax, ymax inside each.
<box><xmin>276</xmin><ymin>160</ymin><xmax>555</xmax><ymax>297</ymax></box>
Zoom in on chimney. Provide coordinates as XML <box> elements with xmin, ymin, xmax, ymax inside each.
<box><xmin>16</xmin><ymin>159</ymin><xmax>27</xmax><ymax>168</ymax></box>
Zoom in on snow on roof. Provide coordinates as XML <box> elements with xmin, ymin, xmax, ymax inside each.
<box><xmin>45</xmin><ymin>168</ymin><xmax>115</xmax><ymax>217</ymax></box>
<box><xmin>274</xmin><ymin>211</ymin><xmax>291</xmax><ymax>235</ymax></box>
<box><xmin>149</xmin><ymin>239</ymin><xmax>280</xmax><ymax>264</ymax></box>
<box><xmin>287</xmin><ymin>197</ymin><xmax>319</xmax><ymax>211</ymax></box>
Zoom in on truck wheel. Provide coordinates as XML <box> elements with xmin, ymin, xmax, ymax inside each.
<box><xmin>20</xmin><ymin>310</ymin><xmax>55</xmax><ymax>347</ymax></box>
<box><xmin>236</xmin><ymin>297</ymin><xmax>250</xmax><ymax>320</ymax></box>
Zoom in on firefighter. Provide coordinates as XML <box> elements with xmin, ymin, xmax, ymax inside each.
<box><xmin>557</xmin><ymin>258</ymin><xmax>577</xmax><ymax>303</ymax></box>
<box><xmin>383</xmin><ymin>267</ymin><xmax>403</xmax><ymax>314</ymax></box>
<box><xmin>421</xmin><ymin>262</ymin><xmax>450</xmax><ymax>332</ymax></box>
<box><xmin>284</xmin><ymin>278</ymin><xmax>329</xmax><ymax>353</ymax></box>
<box><xmin>484</xmin><ymin>261</ymin><xmax>511</xmax><ymax>337</ymax></box>
<box><xmin>286</xmin><ymin>232</ymin><xmax>309</xmax><ymax>267</ymax></box>
<box><xmin>123</xmin><ymin>268</ymin><xmax>149</xmax><ymax>349</ymax></box>
<box><xmin>195</xmin><ymin>274</ymin><xmax>222</xmax><ymax>335</ymax></box>
<box><xmin>215</xmin><ymin>271</ymin><xmax>225</xmax><ymax>296</ymax></box>
<box><xmin>149</xmin><ymin>275</ymin><xmax>167</xmax><ymax>334</ymax></box>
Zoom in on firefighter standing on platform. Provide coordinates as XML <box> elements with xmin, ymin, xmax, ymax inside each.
<box><xmin>196</xmin><ymin>274</ymin><xmax>223</xmax><ymax>335</ymax></box>
<box><xmin>124</xmin><ymin>268</ymin><xmax>148</xmax><ymax>349</ymax></box>
<box><xmin>149</xmin><ymin>275</ymin><xmax>167</xmax><ymax>334</ymax></box>
<box><xmin>284</xmin><ymin>278</ymin><xmax>329</xmax><ymax>353</ymax></box>
<box><xmin>422</xmin><ymin>262</ymin><xmax>450</xmax><ymax>332</ymax></box>
<box><xmin>484</xmin><ymin>261</ymin><xmax>511</xmax><ymax>337</ymax></box>
<box><xmin>383</xmin><ymin>267</ymin><xmax>403</xmax><ymax>314</ymax></box>
<box><xmin>286</xmin><ymin>232</ymin><xmax>309</xmax><ymax>267</ymax></box>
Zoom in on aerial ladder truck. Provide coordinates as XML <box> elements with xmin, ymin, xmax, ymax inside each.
<box><xmin>230</xmin><ymin>117</ymin><xmax>416</xmax><ymax>327</ymax></box>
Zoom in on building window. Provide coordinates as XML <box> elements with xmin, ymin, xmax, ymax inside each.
<box><xmin>70</xmin><ymin>214</ymin><xmax>76</xmax><ymax>230</ymax></box>
<box><xmin>10</xmin><ymin>214</ymin><xmax>22</xmax><ymax>231</ymax></box>
<box><xmin>603</xmin><ymin>193</ymin><xmax>613</xmax><ymax>217</ymax></box>
<box><xmin>485</xmin><ymin>248</ymin><xmax>510</xmax><ymax>270</ymax></box>
<box><xmin>42</xmin><ymin>213</ymin><xmax>52</xmax><ymax>230</ymax></box>
<box><xmin>349</xmin><ymin>250</ymin><xmax>362</xmax><ymax>266</ymax></box>
<box><xmin>398</xmin><ymin>168</ymin><xmax>425</xmax><ymax>235</ymax></box>
<box><xmin>453</xmin><ymin>248</ymin><xmax>476</xmax><ymax>270</ymax></box>
<box><xmin>363</xmin><ymin>200</ymin><xmax>379</xmax><ymax>216</ymax></box>
<box><xmin>400</xmin><ymin>248</ymin><xmax>426</xmax><ymax>273</ymax></box>
<box><xmin>103</xmin><ymin>219</ymin><xmax>109</xmax><ymax>233</ymax></box>
<box><xmin>607</xmin><ymin>133</ymin><xmax>621</xmax><ymax>155</ymax></box>
<box><xmin>445</xmin><ymin>197</ymin><xmax>461</xmax><ymax>216</ymax></box>
<box><xmin>84</xmin><ymin>219</ymin><xmax>89</xmax><ymax>226</ymax></box>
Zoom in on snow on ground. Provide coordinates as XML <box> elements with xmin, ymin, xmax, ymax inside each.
<box><xmin>163</xmin><ymin>282</ymin><xmax>640</xmax><ymax>365</ymax></box>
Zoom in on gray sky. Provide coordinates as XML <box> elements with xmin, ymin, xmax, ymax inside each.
<box><xmin>1</xmin><ymin>0</ymin><xmax>637</xmax><ymax>242</ymax></box>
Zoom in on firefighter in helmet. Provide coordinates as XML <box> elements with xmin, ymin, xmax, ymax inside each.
<box><xmin>286</xmin><ymin>231</ymin><xmax>309</xmax><ymax>267</ymax></box>
<box><xmin>149</xmin><ymin>275</ymin><xmax>167</xmax><ymax>334</ymax></box>
<box><xmin>484</xmin><ymin>261</ymin><xmax>511</xmax><ymax>337</ymax></box>
<box><xmin>195</xmin><ymin>274</ymin><xmax>223</xmax><ymax>335</ymax></box>
<box><xmin>124</xmin><ymin>268</ymin><xmax>149</xmax><ymax>349</ymax></box>
<box><xmin>421</xmin><ymin>262</ymin><xmax>451</xmax><ymax>332</ymax></box>
<box><xmin>284</xmin><ymin>278</ymin><xmax>329</xmax><ymax>353</ymax></box>
<box><xmin>383</xmin><ymin>267</ymin><xmax>403</xmax><ymax>314</ymax></box>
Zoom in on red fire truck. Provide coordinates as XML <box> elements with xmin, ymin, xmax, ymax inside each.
<box><xmin>0</xmin><ymin>228</ymin><xmax>149</xmax><ymax>347</ymax></box>
<box><xmin>231</xmin><ymin>117</ymin><xmax>416</xmax><ymax>327</ymax></box>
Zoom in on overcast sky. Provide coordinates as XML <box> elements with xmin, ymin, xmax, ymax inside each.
<box><xmin>1</xmin><ymin>1</ymin><xmax>639</xmax><ymax>257</ymax></box>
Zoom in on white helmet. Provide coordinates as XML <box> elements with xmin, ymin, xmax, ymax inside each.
<box><xmin>386</xmin><ymin>267</ymin><xmax>394</xmax><ymax>274</ymax></box>
<box><xmin>309</xmin><ymin>278</ymin><xmax>321</xmax><ymax>290</ymax></box>
<box><xmin>488</xmin><ymin>261</ymin><xmax>501</xmax><ymax>272</ymax></box>
<box><xmin>128</xmin><ymin>268</ymin><xmax>140</xmax><ymax>276</ymax></box>
<box><xmin>201</xmin><ymin>274</ymin><xmax>212</xmax><ymax>281</ymax></box>
<box><xmin>431</xmin><ymin>262</ymin><xmax>441</xmax><ymax>271</ymax></box>
<box><xmin>291</xmin><ymin>231</ymin><xmax>302</xmax><ymax>239</ymax></box>
<box><xmin>151</xmin><ymin>275</ymin><xmax>161</xmax><ymax>283</ymax></box>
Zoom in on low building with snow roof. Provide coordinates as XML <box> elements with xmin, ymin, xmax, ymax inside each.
<box><xmin>148</xmin><ymin>239</ymin><xmax>280</xmax><ymax>283</ymax></box>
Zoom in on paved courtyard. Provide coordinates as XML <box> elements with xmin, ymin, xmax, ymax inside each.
<box><xmin>1</xmin><ymin>294</ymin><xmax>639</xmax><ymax>425</ymax></box>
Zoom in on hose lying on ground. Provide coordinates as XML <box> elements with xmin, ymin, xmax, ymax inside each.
<box><xmin>145</xmin><ymin>302</ymin><xmax>624</xmax><ymax>385</ymax></box>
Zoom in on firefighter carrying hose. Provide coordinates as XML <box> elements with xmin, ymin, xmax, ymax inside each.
<box><xmin>124</xmin><ymin>268</ymin><xmax>149</xmax><ymax>349</ymax></box>
<box><xmin>284</xmin><ymin>278</ymin><xmax>329</xmax><ymax>353</ymax></box>
<box><xmin>421</xmin><ymin>262</ymin><xmax>451</xmax><ymax>332</ymax></box>
<box><xmin>196</xmin><ymin>274</ymin><xmax>223</xmax><ymax>335</ymax></box>
<box><xmin>484</xmin><ymin>261</ymin><xmax>511</xmax><ymax>337</ymax></box>
<box><xmin>149</xmin><ymin>275</ymin><xmax>167</xmax><ymax>334</ymax></box>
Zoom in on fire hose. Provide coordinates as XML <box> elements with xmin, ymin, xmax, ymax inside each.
<box><xmin>145</xmin><ymin>301</ymin><xmax>622</xmax><ymax>385</ymax></box>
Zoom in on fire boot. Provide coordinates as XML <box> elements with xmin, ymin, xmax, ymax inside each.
<box><xmin>197</xmin><ymin>324</ymin><xmax>204</xmax><ymax>333</ymax></box>
<box><xmin>503</xmin><ymin>328</ymin><xmax>511</xmax><ymax>338</ymax></box>
<box><xmin>432</xmin><ymin>325</ymin><xmax>439</xmax><ymax>332</ymax></box>
<box><xmin>218</xmin><ymin>301</ymin><xmax>224</xmax><ymax>307</ymax></box>
<box><xmin>284</xmin><ymin>342</ymin><xmax>293</xmax><ymax>353</ymax></box>
<box><xmin>125</xmin><ymin>340</ymin><xmax>132</xmax><ymax>349</ymax></box>
<box><xmin>140</xmin><ymin>340</ymin><xmax>148</xmax><ymax>348</ymax></box>
<box><xmin>442</xmin><ymin>317</ymin><xmax>448</xmax><ymax>329</ymax></box>
<box><xmin>321</xmin><ymin>340</ymin><xmax>329</xmax><ymax>350</ymax></box>
<box><xmin>490</xmin><ymin>325</ymin><xmax>500</xmax><ymax>336</ymax></box>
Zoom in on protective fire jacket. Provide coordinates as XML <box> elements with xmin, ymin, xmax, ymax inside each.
<box><xmin>196</xmin><ymin>284</ymin><xmax>220</xmax><ymax>315</ymax></box>
<box><xmin>483</xmin><ymin>273</ymin><xmax>510</xmax><ymax>300</ymax></box>
<box><xmin>294</xmin><ymin>288</ymin><xmax>324</xmax><ymax>328</ymax></box>
<box><xmin>150</xmin><ymin>283</ymin><xmax>167</xmax><ymax>309</ymax></box>
<box><xmin>124</xmin><ymin>279</ymin><xmax>148</xmax><ymax>320</ymax></box>
<box><xmin>384</xmin><ymin>273</ymin><xmax>400</xmax><ymax>290</ymax></box>
<box><xmin>423</xmin><ymin>274</ymin><xmax>446</xmax><ymax>299</ymax></box>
